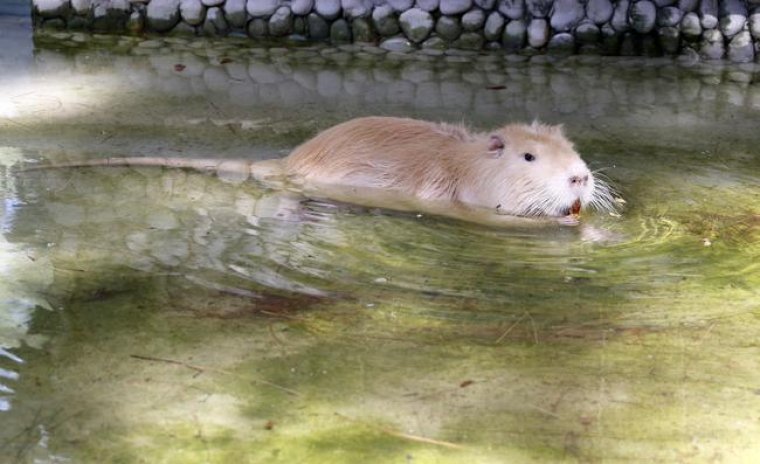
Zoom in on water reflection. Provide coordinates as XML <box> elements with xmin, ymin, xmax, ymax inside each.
<box><xmin>0</xmin><ymin>28</ymin><xmax>759</xmax><ymax>463</ymax></box>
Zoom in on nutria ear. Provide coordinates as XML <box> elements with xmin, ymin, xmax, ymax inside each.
<box><xmin>488</xmin><ymin>134</ymin><xmax>505</xmax><ymax>157</ymax></box>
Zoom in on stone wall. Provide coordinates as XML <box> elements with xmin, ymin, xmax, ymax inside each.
<box><xmin>30</xmin><ymin>0</ymin><xmax>760</xmax><ymax>62</ymax></box>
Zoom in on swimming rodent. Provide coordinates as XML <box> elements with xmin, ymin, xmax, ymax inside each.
<box><xmin>26</xmin><ymin>117</ymin><xmax>616</xmax><ymax>227</ymax></box>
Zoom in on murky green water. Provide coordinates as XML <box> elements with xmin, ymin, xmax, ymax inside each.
<box><xmin>1</xmin><ymin>24</ymin><xmax>760</xmax><ymax>463</ymax></box>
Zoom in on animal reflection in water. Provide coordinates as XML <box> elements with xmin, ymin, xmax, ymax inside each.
<box><xmin>33</xmin><ymin>117</ymin><xmax>618</xmax><ymax>229</ymax></box>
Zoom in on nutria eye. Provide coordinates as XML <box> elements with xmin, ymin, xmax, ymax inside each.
<box><xmin>523</xmin><ymin>153</ymin><xmax>535</xmax><ymax>162</ymax></box>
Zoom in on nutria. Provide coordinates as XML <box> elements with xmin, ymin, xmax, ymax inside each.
<box><xmin>24</xmin><ymin>117</ymin><xmax>616</xmax><ymax>227</ymax></box>
<box><xmin>286</xmin><ymin>117</ymin><xmax>614</xmax><ymax>225</ymax></box>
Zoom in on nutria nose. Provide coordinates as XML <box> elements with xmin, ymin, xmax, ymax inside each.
<box><xmin>570</xmin><ymin>175</ymin><xmax>589</xmax><ymax>186</ymax></box>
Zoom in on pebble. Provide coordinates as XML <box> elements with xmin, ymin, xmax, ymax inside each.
<box><xmin>308</xmin><ymin>12</ymin><xmax>330</xmax><ymax>39</ymax></box>
<box><xmin>483</xmin><ymin>12</ymin><xmax>505</xmax><ymax>41</ymax></box>
<box><xmin>147</xmin><ymin>0</ymin><xmax>181</xmax><ymax>32</ymax></box>
<box><xmin>629</xmin><ymin>0</ymin><xmax>656</xmax><ymax>33</ymax></box>
<box><xmin>657</xmin><ymin>6</ymin><xmax>682</xmax><ymax>27</ymax></box>
<box><xmin>399</xmin><ymin>8</ymin><xmax>434</xmax><ymax>43</ymax></box>
<box><xmin>330</xmin><ymin>18</ymin><xmax>352</xmax><ymax>42</ymax></box>
<box><xmin>611</xmin><ymin>0</ymin><xmax>630</xmax><ymax>31</ymax></box>
<box><xmin>699</xmin><ymin>0</ymin><xmax>718</xmax><ymax>29</ymax></box>
<box><xmin>727</xmin><ymin>30</ymin><xmax>754</xmax><ymax>62</ymax></box>
<box><xmin>719</xmin><ymin>0</ymin><xmax>746</xmax><ymax>38</ymax></box>
<box><xmin>502</xmin><ymin>19</ymin><xmax>527</xmax><ymax>50</ymax></box>
<box><xmin>498</xmin><ymin>0</ymin><xmax>524</xmax><ymax>20</ymax></box>
<box><xmin>246</xmin><ymin>0</ymin><xmax>278</xmax><ymax>17</ymax></box>
<box><xmin>416</xmin><ymin>0</ymin><xmax>439</xmax><ymax>12</ymax></box>
<box><xmin>269</xmin><ymin>6</ymin><xmax>293</xmax><ymax>36</ymax></box>
<box><xmin>681</xmin><ymin>12</ymin><xmax>702</xmax><ymax>39</ymax></box>
<box><xmin>440</xmin><ymin>0</ymin><xmax>473</xmax><ymax>15</ymax></box>
<box><xmin>586</xmin><ymin>0</ymin><xmax>613</xmax><ymax>25</ymax></box>
<box><xmin>380</xmin><ymin>36</ymin><xmax>416</xmax><ymax>52</ymax></box>
<box><xmin>550</xmin><ymin>0</ymin><xmax>584</xmax><ymax>32</ymax></box>
<box><xmin>343</xmin><ymin>0</ymin><xmax>372</xmax><ymax>18</ymax></box>
<box><xmin>223</xmin><ymin>0</ymin><xmax>247</xmax><ymax>27</ymax></box>
<box><xmin>436</xmin><ymin>16</ymin><xmax>462</xmax><ymax>41</ymax></box>
<box><xmin>372</xmin><ymin>5</ymin><xmax>400</xmax><ymax>36</ymax></box>
<box><xmin>461</xmin><ymin>8</ymin><xmax>486</xmax><ymax>31</ymax></box>
<box><xmin>291</xmin><ymin>0</ymin><xmax>314</xmax><ymax>15</ymax></box>
<box><xmin>527</xmin><ymin>18</ymin><xmax>549</xmax><ymax>48</ymax></box>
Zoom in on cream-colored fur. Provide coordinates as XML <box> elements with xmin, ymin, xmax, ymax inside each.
<box><xmin>285</xmin><ymin>116</ymin><xmax>612</xmax><ymax>218</ymax></box>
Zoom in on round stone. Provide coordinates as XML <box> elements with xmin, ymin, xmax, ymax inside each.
<box><xmin>247</xmin><ymin>0</ymin><xmax>278</xmax><ymax>17</ymax></box>
<box><xmin>126</xmin><ymin>10</ymin><xmax>144</xmax><ymax>33</ymax></box>
<box><xmin>550</xmin><ymin>0</ymin><xmax>584</xmax><ymax>32</ymax></box>
<box><xmin>440</xmin><ymin>0</ymin><xmax>473</xmax><ymax>15</ymax></box>
<box><xmin>575</xmin><ymin>19</ymin><xmax>600</xmax><ymax>43</ymax></box>
<box><xmin>292</xmin><ymin>0</ymin><xmax>314</xmax><ymax>15</ymax></box>
<box><xmin>475</xmin><ymin>0</ymin><xmax>495</xmax><ymax>9</ymax></box>
<box><xmin>352</xmin><ymin>18</ymin><xmax>375</xmax><ymax>42</ymax></box>
<box><xmin>453</xmin><ymin>31</ymin><xmax>484</xmax><ymax>49</ymax></box>
<box><xmin>586</xmin><ymin>0</ymin><xmax>613</xmax><ymax>24</ymax></box>
<box><xmin>629</xmin><ymin>0</ymin><xmax>656</xmax><ymax>33</ymax></box>
<box><xmin>699</xmin><ymin>28</ymin><xmax>724</xmax><ymax>59</ymax></box>
<box><xmin>422</xmin><ymin>36</ymin><xmax>447</xmax><ymax>49</ymax></box>
<box><xmin>657</xmin><ymin>6</ymin><xmax>682</xmax><ymax>27</ymax></box>
<box><xmin>342</xmin><ymin>0</ymin><xmax>372</xmax><ymax>18</ymax></box>
<box><xmin>658</xmin><ymin>26</ymin><xmax>680</xmax><ymax>53</ymax></box>
<box><xmin>380</xmin><ymin>36</ymin><xmax>416</xmax><ymax>52</ymax></box>
<box><xmin>678</xmin><ymin>0</ymin><xmax>698</xmax><ymax>12</ymax></box>
<box><xmin>247</xmin><ymin>18</ymin><xmax>267</xmax><ymax>37</ymax></box>
<box><xmin>92</xmin><ymin>0</ymin><xmax>131</xmax><ymax>31</ymax></box>
<box><xmin>483</xmin><ymin>11</ymin><xmax>505</xmax><ymax>41</ymax></box>
<box><xmin>307</xmin><ymin>12</ymin><xmax>330</xmax><ymax>39</ymax></box>
<box><xmin>202</xmin><ymin>6</ymin><xmax>227</xmax><ymax>34</ymax></box>
<box><xmin>416</xmin><ymin>0</ymin><xmax>440</xmax><ymax>11</ymax></box>
<box><xmin>400</xmin><ymin>8</ymin><xmax>434</xmax><ymax>43</ymax></box>
<box><xmin>373</xmin><ymin>5</ymin><xmax>400</xmax><ymax>36</ymax></box>
<box><xmin>498</xmin><ymin>0</ymin><xmax>524</xmax><ymax>20</ymax></box>
<box><xmin>388</xmin><ymin>0</ymin><xmax>414</xmax><ymax>12</ymax></box>
<box><xmin>330</xmin><ymin>18</ymin><xmax>352</xmax><ymax>41</ymax></box>
<box><xmin>699</xmin><ymin>0</ymin><xmax>718</xmax><ymax>29</ymax></box>
<box><xmin>719</xmin><ymin>0</ymin><xmax>747</xmax><ymax>38</ymax></box>
<box><xmin>147</xmin><ymin>0</ymin><xmax>181</xmax><ymax>32</ymax></box>
<box><xmin>526</xmin><ymin>0</ymin><xmax>552</xmax><ymax>18</ymax></box>
<box><xmin>600</xmin><ymin>22</ymin><xmax>620</xmax><ymax>53</ymax></box>
<box><xmin>269</xmin><ymin>6</ymin><xmax>293</xmax><ymax>36</ymax></box>
<box><xmin>315</xmin><ymin>0</ymin><xmax>341</xmax><ymax>20</ymax></box>
<box><xmin>728</xmin><ymin>30</ymin><xmax>754</xmax><ymax>62</ymax></box>
<box><xmin>750</xmin><ymin>11</ymin><xmax>760</xmax><ymax>40</ymax></box>
<box><xmin>180</xmin><ymin>0</ymin><xmax>205</xmax><ymax>26</ymax></box>
<box><xmin>680</xmin><ymin>12</ymin><xmax>702</xmax><ymax>40</ymax></box>
<box><xmin>436</xmin><ymin>15</ymin><xmax>462</xmax><ymax>41</ymax></box>
<box><xmin>611</xmin><ymin>0</ymin><xmax>630</xmax><ymax>31</ymax></box>
<box><xmin>527</xmin><ymin>18</ymin><xmax>549</xmax><ymax>48</ymax></box>
<box><xmin>36</xmin><ymin>0</ymin><xmax>70</xmax><ymax>17</ymax></box>
<box><xmin>71</xmin><ymin>0</ymin><xmax>91</xmax><ymax>15</ymax></box>
<box><xmin>503</xmin><ymin>18</ymin><xmax>526</xmax><ymax>50</ymax></box>
<box><xmin>223</xmin><ymin>0</ymin><xmax>246</xmax><ymax>27</ymax></box>
<box><xmin>547</xmin><ymin>32</ymin><xmax>575</xmax><ymax>54</ymax></box>
<box><xmin>462</xmin><ymin>8</ymin><xmax>486</xmax><ymax>31</ymax></box>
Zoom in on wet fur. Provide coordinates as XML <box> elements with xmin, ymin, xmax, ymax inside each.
<box><xmin>285</xmin><ymin>116</ymin><xmax>612</xmax><ymax>217</ymax></box>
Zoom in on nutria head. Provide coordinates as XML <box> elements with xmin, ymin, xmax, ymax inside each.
<box><xmin>478</xmin><ymin>122</ymin><xmax>614</xmax><ymax>218</ymax></box>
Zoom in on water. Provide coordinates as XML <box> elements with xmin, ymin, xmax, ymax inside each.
<box><xmin>1</xmin><ymin>26</ymin><xmax>759</xmax><ymax>463</ymax></box>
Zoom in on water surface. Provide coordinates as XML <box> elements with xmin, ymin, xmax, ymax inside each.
<box><xmin>1</xmin><ymin>27</ymin><xmax>759</xmax><ymax>463</ymax></box>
